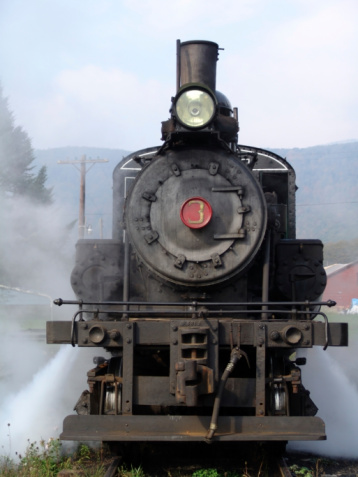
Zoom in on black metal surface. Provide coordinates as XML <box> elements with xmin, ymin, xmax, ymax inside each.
<box><xmin>124</xmin><ymin>147</ymin><xmax>267</xmax><ymax>287</ymax></box>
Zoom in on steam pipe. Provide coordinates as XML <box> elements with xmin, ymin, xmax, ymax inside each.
<box><xmin>261</xmin><ymin>231</ymin><xmax>271</xmax><ymax>319</ymax></box>
<box><xmin>122</xmin><ymin>232</ymin><xmax>130</xmax><ymax>319</ymax></box>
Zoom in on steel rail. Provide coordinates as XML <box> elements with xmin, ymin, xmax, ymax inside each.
<box><xmin>104</xmin><ymin>456</ymin><xmax>122</xmax><ymax>477</ymax></box>
<box><xmin>277</xmin><ymin>456</ymin><xmax>293</xmax><ymax>477</ymax></box>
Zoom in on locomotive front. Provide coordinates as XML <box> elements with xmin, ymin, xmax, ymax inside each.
<box><xmin>47</xmin><ymin>40</ymin><xmax>348</xmax><ymax>445</ymax></box>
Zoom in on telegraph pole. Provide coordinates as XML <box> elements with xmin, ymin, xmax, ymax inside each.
<box><xmin>58</xmin><ymin>155</ymin><xmax>108</xmax><ymax>238</ymax></box>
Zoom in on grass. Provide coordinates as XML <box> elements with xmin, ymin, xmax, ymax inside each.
<box><xmin>1</xmin><ymin>441</ymin><xmax>340</xmax><ymax>477</ymax></box>
<box><xmin>0</xmin><ymin>439</ymin><xmax>107</xmax><ymax>476</ymax></box>
<box><xmin>191</xmin><ymin>469</ymin><xmax>246</xmax><ymax>477</ymax></box>
<box><xmin>0</xmin><ymin>440</ymin><xmax>290</xmax><ymax>477</ymax></box>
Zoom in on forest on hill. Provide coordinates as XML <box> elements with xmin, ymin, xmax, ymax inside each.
<box><xmin>273</xmin><ymin>141</ymin><xmax>358</xmax><ymax>246</ymax></box>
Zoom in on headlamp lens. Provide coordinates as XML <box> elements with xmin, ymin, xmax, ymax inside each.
<box><xmin>176</xmin><ymin>89</ymin><xmax>215</xmax><ymax>128</ymax></box>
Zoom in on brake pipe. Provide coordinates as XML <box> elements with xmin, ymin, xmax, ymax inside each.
<box><xmin>205</xmin><ymin>347</ymin><xmax>243</xmax><ymax>442</ymax></box>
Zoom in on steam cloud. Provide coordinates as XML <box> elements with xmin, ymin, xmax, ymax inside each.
<box><xmin>289</xmin><ymin>331</ymin><xmax>358</xmax><ymax>458</ymax></box>
<box><xmin>0</xmin><ymin>196</ymin><xmax>106</xmax><ymax>459</ymax></box>
<box><xmin>0</xmin><ymin>346</ymin><xmax>76</xmax><ymax>457</ymax></box>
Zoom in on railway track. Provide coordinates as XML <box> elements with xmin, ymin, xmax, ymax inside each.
<box><xmin>277</xmin><ymin>456</ymin><xmax>293</xmax><ymax>477</ymax></box>
<box><xmin>104</xmin><ymin>456</ymin><xmax>122</xmax><ymax>477</ymax></box>
<box><xmin>101</xmin><ymin>449</ymin><xmax>294</xmax><ymax>477</ymax></box>
<box><xmin>57</xmin><ymin>445</ymin><xmax>358</xmax><ymax>476</ymax></box>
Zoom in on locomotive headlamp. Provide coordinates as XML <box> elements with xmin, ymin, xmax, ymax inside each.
<box><xmin>175</xmin><ymin>87</ymin><xmax>216</xmax><ymax>128</ymax></box>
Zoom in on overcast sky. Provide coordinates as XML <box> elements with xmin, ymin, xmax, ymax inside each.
<box><xmin>0</xmin><ymin>0</ymin><xmax>357</xmax><ymax>151</ymax></box>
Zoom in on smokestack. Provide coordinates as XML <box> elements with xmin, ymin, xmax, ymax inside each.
<box><xmin>178</xmin><ymin>40</ymin><xmax>219</xmax><ymax>92</ymax></box>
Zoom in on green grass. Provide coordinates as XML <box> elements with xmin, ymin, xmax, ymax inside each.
<box><xmin>0</xmin><ymin>439</ymin><xmax>107</xmax><ymax>476</ymax></box>
<box><xmin>0</xmin><ymin>442</ymin><xmax>288</xmax><ymax>477</ymax></box>
<box><xmin>191</xmin><ymin>469</ymin><xmax>244</xmax><ymax>477</ymax></box>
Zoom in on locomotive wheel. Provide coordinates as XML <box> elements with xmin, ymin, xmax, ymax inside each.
<box><xmin>268</xmin><ymin>354</ymin><xmax>289</xmax><ymax>416</ymax></box>
<box><xmin>104</xmin><ymin>358</ymin><xmax>122</xmax><ymax>415</ymax></box>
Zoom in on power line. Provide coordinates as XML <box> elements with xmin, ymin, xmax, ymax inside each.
<box><xmin>297</xmin><ymin>201</ymin><xmax>358</xmax><ymax>207</ymax></box>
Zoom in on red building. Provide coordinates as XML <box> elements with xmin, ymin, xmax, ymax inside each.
<box><xmin>323</xmin><ymin>260</ymin><xmax>358</xmax><ymax>309</ymax></box>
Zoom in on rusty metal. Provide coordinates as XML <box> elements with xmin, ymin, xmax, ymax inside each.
<box><xmin>60</xmin><ymin>301</ymin><xmax>339</xmax><ymax>348</ymax></box>
<box><xmin>60</xmin><ymin>415</ymin><xmax>326</xmax><ymax>442</ymax></box>
<box><xmin>47</xmin><ymin>319</ymin><xmax>348</xmax><ymax>349</ymax></box>
<box><xmin>171</xmin><ymin>321</ymin><xmax>218</xmax><ymax>406</ymax></box>
<box><xmin>176</xmin><ymin>360</ymin><xmax>214</xmax><ymax>406</ymax></box>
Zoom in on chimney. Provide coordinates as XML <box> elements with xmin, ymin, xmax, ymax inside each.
<box><xmin>177</xmin><ymin>40</ymin><xmax>219</xmax><ymax>92</ymax></box>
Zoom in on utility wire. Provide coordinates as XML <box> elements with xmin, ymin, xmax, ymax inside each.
<box><xmin>297</xmin><ymin>201</ymin><xmax>358</xmax><ymax>206</ymax></box>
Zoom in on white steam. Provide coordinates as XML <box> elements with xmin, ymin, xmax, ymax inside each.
<box><xmin>0</xmin><ymin>195</ymin><xmax>95</xmax><ymax>459</ymax></box>
<box><xmin>289</xmin><ymin>337</ymin><xmax>358</xmax><ymax>458</ymax></box>
<box><xmin>0</xmin><ymin>346</ymin><xmax>76</xmax><ymax>457</ymax></box>
<box><xmin>0</xmin><ymin>334</ymin><xmax>104</xmax><ymax>459</ymax></box>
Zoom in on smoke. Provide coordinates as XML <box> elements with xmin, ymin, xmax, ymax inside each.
<box><xmin>288</xmin><ymin>329</ymin><xmax>358</xmax><ymax>458</ymax></box>
<box><xmin>0</xmin><ymin>195</ymin><xmax>103</xmax><ymax>459</ymax></box>
<box><xmin>347</xmin><ymin>305</ymin><xmax>358</xmax><ymax>314</ymax></box>
<box><xmin>0</xmin><ymin>196</ymin><xmax>76</xmax><ymax>301</ymax></box>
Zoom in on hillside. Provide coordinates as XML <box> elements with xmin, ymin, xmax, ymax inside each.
<box><xmin>273</xmin><ymin>142</ymin><xmax>358</xmax><ymax>243</ymax></box>
<box><xmin>34</xmin><ymin>142</ymin><xmax>358</xmax><ymax>248</ymax></box>
<box><xmin>324</xmin><ymin>237</ymin><xmax>358</xmax><ymax>266</ymax></box>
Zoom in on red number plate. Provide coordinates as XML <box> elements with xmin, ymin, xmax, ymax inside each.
<box><xmin>180</xmin><ymin>197</ymin><xmax>212</xmax><ymax>229</ymax></box>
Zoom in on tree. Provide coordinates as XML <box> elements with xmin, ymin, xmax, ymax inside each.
<box><xmin>0</xmin><ymin>84</ymin><xmax>52</xmax><ymax>204</ymax></box>
<box><xmin>0</xmin><ymin>85</ymin><xmax>73</xmax><ymax>294</ymax></box>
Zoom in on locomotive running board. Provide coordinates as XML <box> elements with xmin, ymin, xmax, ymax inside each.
<box><xmin>60</xmin><ymin>415</ymin><xmax>326</xmax><ymax>442</ymax></box>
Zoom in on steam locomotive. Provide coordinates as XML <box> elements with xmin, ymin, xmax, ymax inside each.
<box><xmin>47</xmin><ymin>40</ymin><xmax>348</xmax><ymax>445</ymax></box>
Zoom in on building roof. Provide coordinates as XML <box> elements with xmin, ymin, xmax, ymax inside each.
<box><xmin>0</xmin><ymin>287</ymin><xmax>52</xmax><ymax>305</ymax></box>
<box><xmin>325</xmin><ymin>259</ymin><xmax>358</xmax><ymax>277</ymax></box>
